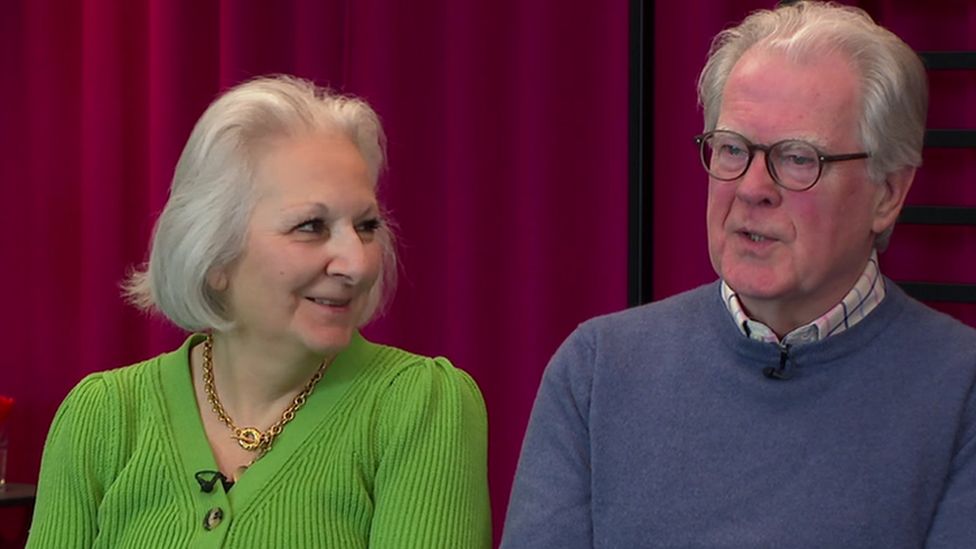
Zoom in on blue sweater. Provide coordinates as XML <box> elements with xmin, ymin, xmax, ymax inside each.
<box><xmin>502</xmin><ymin>280</ymin><xmax>976</xmax><ymax>548</ymax></box>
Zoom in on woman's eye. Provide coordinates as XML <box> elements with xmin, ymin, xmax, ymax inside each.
<box><xmin>292</xmin><ymin>217</ymin><xmax>380</xmax><ymax>240</ymax></box>
<box><xmin>295</xmin><ymin>218</ymin><xmax>326</xmax><ymax>234</ymax></box>
<box><xmin>356</xmin><ymin>218</ymin><xmax>382</xmax><ymax>234</ymax></box>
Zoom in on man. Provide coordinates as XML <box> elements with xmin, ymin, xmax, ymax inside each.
<box><xmin>501</xmin><ymin>2</ymin><xmax>976</xmax><ymax>548</ymax></box>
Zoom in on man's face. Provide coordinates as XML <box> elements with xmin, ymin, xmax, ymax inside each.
<box><xmin>706</xmin><ymin>48</ymin><xmax>891</xmax><ymax>332</ymax></box>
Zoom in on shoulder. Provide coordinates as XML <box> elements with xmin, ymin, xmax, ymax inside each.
<box><xmin>53</xmin><ymin>372</ymin><xmax>114</xmax><ymax>430</ymax></box>
<box><xmin>56</xmin><ymin>353</ymin><xmax>164</xmax><ymax>423</ymax></box>
<box><xmin>49</xmin><ymin>339</ymin><xmax>193</xmax><ymax>449</ymax></box>
<box><xmin>74</xmin><ymin>350</ymin><xmax>182</xmax><ymax>421</ymax></box>
<box><xmin>577</xmin><ymin>282</ymin><xmax>721</xmax><ymax>340</ymax></box>
<box><xmin>553</xmin><ymin>282</ymin><xmax>722</xmax><ymax>367</ymax></box>
<box><xmin>535</xmin><ymin>282</ymin><xmax>722</xmax><ymax>408</ymax></box>
<box><xmin>365</xmin><ymin>344</ymin><xmax>487</xmax><ymax>441</ymax></box>
<box><xmin>368</xmin><ymin>344</ymin><xmax>484</xmax><ymax>403</ymax></box>
<box><xmin>41</xmin><ymin>352</ymin><xmax>169</xmax><ymax>485</ymax></box>
<box><xmin>884</xmin><ymin>282</ymin><xmax>976</xmax><ymax>354</ymax></box>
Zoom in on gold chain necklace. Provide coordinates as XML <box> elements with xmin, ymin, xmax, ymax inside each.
<box><xmin>202</xmin><ymin>334</ymin><xmax>327</xmax><ymax>453</ymax></box>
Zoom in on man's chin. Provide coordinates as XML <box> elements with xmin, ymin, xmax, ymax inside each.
<box><xmin>724</xmin><ymin>275</ymin><xmax>794</xmax><ymax>310</ymax></box>
<box><xmin>722</xmin><ymin>265</ymin><xmax>787</xmax><ymax>296</ymax></box>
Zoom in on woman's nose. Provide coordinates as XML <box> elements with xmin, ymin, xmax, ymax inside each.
<box><xmin>325</xmin><ymin>227</ymin><xmax>367</xmax><ymax>282</ymax></box>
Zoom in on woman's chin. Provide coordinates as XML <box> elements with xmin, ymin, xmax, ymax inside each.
<box><xmin>300</xmin><ymin>327</ymin><xmax>355</xmax><ymax>356</ymax></box>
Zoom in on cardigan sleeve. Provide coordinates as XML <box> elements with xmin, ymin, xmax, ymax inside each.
<box><xmin>500</xmin><ymin>325</ymin><xmax>595</xmax><ymax>549</ymax></box>
<box><xmin>369</xmin><ymin>357</ymin><xmax>491</xmax><ymax>549</ymax></box>
<box><xmin>27</xmin><ymin>373</ymin><xmax>119</xmax><ymax>549</ymax></box>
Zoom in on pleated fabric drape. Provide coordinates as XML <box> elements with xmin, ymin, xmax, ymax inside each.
<box><xmin>0</xmin><ymin>0</ymin><xmax>628</xmax><ymax>542</ymax></box>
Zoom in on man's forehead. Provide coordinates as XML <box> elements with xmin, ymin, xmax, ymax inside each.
<box><xmin>717</xmin><ymin>47</ymin><xmax>862</xmax><ymax>145</ymax></box>
<box><xmin>727</xmin><ymin>46</ymin><xmax>858</xmax><ymax>94</ymax></box>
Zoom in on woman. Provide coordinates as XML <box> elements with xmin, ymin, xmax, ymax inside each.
<box><xmin>27</xmin><ymin>75</ymin><xmax>491</xmax><ymax>548</ymax></box>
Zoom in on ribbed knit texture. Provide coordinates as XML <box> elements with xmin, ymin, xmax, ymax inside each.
<box><xmin>28</xmin><ymin>333</ymin><xmax>491</xmax><ymax>548</ymax></box>
<box><xmin>502</xmin><ymin>279</ymin><xmax>976</xmax><ymax>548</ymax></box>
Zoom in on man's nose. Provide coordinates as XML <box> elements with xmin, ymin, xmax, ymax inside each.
<box><xmin>734</xmin><ymin>151</ymin><xmax>782</xmax><ymax>206</ymax></box>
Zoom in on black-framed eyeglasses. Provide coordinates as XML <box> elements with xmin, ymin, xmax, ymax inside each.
<box><xmin>694</xmin><ymin>130</ymin><xmax>870</xmax><ymax>191</ymax></box>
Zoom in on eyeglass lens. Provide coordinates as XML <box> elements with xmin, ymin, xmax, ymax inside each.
<box><xmin>701</xmin><ymin>132</ymin><xmax>821</xmax><ymax>189</ymax></box>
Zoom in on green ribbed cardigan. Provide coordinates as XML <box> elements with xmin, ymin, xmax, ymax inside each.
<box><xmin>27</xmin><ymin>333</ymin><xmax>491</xmax><ymax>548</ymax></box>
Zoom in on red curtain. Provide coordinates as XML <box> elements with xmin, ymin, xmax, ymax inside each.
<box><xmin>653</xmin><ymin>0</ymin><xmax>976</xmax><ymax>326</ymax></box>
<box><xmin>0</xmin><ymin>0</ymin><xmax>629</xmax><ymax>543</ymax></box>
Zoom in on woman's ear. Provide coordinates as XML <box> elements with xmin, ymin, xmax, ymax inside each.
<box><xmin>206</xmin><ymin>267</ymin><xmax>229</xmax><ymax>292</ymax></box>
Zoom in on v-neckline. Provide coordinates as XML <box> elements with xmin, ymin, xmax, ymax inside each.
<box><xmin>160</xmin><ymin>332</ymin><xmax>377</xmax><ymax>513</ymax></box>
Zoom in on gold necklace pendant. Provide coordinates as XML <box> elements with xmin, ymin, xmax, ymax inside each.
<box><xmin>202</xmin><ymin>334</ymin><xmax>327</xmax><ymax>454</ymax></box>
<box><xmin>234</xmin><ymin>427</ymin><xmax>264</xmax><ymax>451</ymax></box>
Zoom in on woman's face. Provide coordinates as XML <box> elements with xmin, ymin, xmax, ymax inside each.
<box><xmin>213</xmin><ymin>131</ymin><xmax>383</xmax><ymax>358</ymax></box>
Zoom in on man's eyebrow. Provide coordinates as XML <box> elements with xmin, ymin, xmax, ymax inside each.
<box><xmin>715</xmin><ymin>128</ymin><xmax>830</xmax><ymax>148</ymax></box>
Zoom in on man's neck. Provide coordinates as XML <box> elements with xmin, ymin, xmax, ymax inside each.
<box><xmin>725</xmin><ymin>251</ymin><xmax>884</xmax><ymax>342</ymax></box>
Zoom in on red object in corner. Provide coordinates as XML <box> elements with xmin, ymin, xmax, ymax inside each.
<box><xmin>0</xmin><ymin>396</ymin><xmax>13</xmax><ymax>425</ymax></box>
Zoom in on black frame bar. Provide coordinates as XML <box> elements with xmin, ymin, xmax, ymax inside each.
<box><xmin>918</xmin><ymin>51</ymin><xmax>976</xmax><ymax>70</ymax></box>
<box><xmin>899</xmin><ymin>206</ymin><xmax>976</xmax><ymax>226</ymax></box>
<box><xmin>899</xmin><ymin>282</ymin><xmax>976</xmax><ymax>303</ymax></box>
<box><xmin>628</xmin><ymin>0</ymin><xmax>653</xmax><ymax>307</ymax></box>
<box><xmin>924</xmin><ymin>130</ymin><xmax>976</xmax><ymax>148</ymax></box>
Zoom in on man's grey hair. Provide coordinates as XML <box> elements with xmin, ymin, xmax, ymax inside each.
<box><xmin>124</xmin><ymin>75</ymin><xmax>397</xmax><ymax>331</ymax></box>
<box><xmin>698</xmin><ymin>1</ymin><xmax>928</xmax><ymax>249</ymax></box>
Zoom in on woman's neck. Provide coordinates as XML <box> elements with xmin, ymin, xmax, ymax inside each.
<box><xmin>191</xmin><ymin>332</ymin><xmax>331</xmax><ymax>429</ymax></box>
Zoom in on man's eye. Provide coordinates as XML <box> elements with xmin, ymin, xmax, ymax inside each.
<box><xmin>784</xmin><ymin>154</ymin><xmax>816</xmax><ymax>167</ymax></box>
<box><xmin>720</xmin><ymin>144</ymin><xmax>746</xmax><ymax>157</ymax></box>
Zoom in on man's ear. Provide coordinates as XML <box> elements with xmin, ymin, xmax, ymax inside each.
<box><xmin>872</xmin><ymin>166</ymin><xmax>915</xmax><ymax>236</ymax></box>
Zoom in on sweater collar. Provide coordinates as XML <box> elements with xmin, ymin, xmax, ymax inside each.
<box><xmin>709</xmin><ymin>276</ymin><xmax>907</xmax><ymax>379</ymax></box>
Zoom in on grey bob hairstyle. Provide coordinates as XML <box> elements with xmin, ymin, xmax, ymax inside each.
<box><xmin>124</xmin><ymin>75</ymin><xmax>396</xmax><ymax>332</ymax></box>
